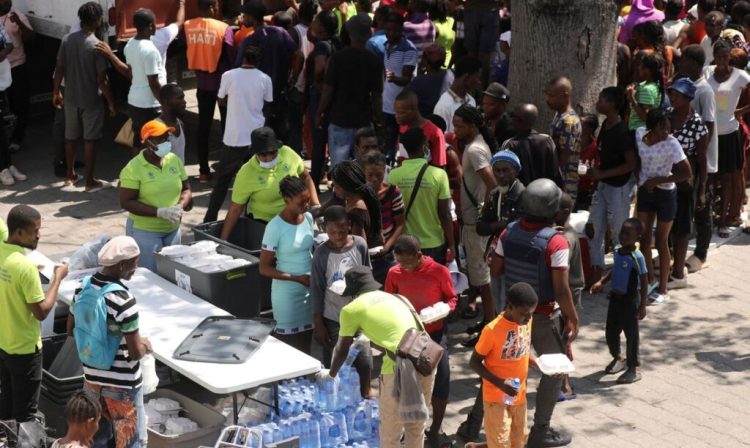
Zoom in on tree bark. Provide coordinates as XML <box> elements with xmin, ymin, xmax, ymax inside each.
<box><xmin>508</xmin><ymin>0</ymin><xmax>618</xmax><ymax>128</ymax></box>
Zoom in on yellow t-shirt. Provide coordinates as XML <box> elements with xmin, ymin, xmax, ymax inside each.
<box><xmin>119</xmin><ymin>151</ymin><xmax>188</xmax><ymax>233</ymax></box>
<box><xmin>0</xmin><ymin>242</ymin><xmax>45</xmax><ymax>354</ymax></box>
<box><xmin>231</xmin><ymin>146</ymin><xmax>305</xmax><ymax>222</ymax></box>
<box><xmin>339</xmin><ymin>291</ymin><xmax>417</xmax><ymax>375</ymax></box>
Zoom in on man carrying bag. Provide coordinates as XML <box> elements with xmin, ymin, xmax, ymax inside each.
<box><xmin>327</xmin><ymin>266</ymin><xmax>442</xmax><ymax>448</ymax></box>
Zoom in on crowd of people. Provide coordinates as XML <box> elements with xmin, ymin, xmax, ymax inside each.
<box><xmin>1</xmin><ymin>0</ymin><xmax>750</xmax><ymax>447</ymax></box>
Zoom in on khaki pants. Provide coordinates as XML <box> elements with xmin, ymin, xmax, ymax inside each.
<box><xmin>379</xmin><ymin>372</ymin><xmax>435</xmax><ymax>448</ymax></box>
<box><xmin>484</xmin><ymin>401</ymin><xmax>528</xmax><ymax>448</ymax></box>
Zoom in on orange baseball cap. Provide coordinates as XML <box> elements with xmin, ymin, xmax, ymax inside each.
<box><xmin>140</xmin><ymin>120</ymin><xmax>175</xmax><ymax>143</ymax></box>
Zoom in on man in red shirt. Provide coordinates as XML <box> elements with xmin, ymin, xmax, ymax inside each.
<box><xmin>394</xmin><ymin>89</ymin><xmax>447</xmax><ymax>167</ymax></box>
<box><xmin>385</xmin><ymin>235</ymin><xmax>456</xmax><ymax>448</ymax></box>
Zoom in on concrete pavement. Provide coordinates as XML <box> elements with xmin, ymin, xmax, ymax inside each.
<box><xmin>1</xmin><ymin>109</ymin><xmax>749</xmax><ymax>447</ymax></box>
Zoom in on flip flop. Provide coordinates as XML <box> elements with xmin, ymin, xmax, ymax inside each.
<box><xmin>86</xmin><ymin>179</ymin><xmax>115</xmax><ymax>193</ymax></box>
<box><xmin>62</xmin><ymin>173</ymin><xmax>83</xmax><ymax>187</ymax></box>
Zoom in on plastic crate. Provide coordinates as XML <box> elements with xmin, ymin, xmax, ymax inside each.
<box><xmin>155</xmin><ymin>241</ymin><xmax>263</xmax><ymax>318</ymax></box>
<box><xmin>146</xmin><ymin>389</ymin><xmax>226</xmax><ymax>448</ymax></box>
<box><xmin>192</xmin><ymin>219</ymin><xmax>271</xmax><ymax>311</ymax></box>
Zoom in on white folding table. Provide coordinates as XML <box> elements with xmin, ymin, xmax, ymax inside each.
<box><xmin>57</xmin><ymin>267</ymin><xmax>322</xmax><ymax>422</ymax></box>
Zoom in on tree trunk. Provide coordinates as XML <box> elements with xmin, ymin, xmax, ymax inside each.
<box><xmin>508</xmin><ymin>0</ymin><xmax>618</xmax><ymax>128</ymax></box>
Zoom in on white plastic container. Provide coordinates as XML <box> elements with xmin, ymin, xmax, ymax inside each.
<box><xmin>537</xmin><ymin>353</ymin><xmax>575</xmax><ymax>375</ymax></box>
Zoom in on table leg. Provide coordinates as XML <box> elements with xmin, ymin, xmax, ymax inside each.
<box><xmin>273</xmin><ymin>384</ymin><xmax>280</xmax><ymax>415</ymax></box>
<box><xmin>232</xmin><ymin>393</ymin><xmax>239</xmax><ymax>425</ymax></box>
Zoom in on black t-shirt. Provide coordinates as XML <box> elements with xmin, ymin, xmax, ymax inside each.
<box><xmin>305</xmin><ymin>39</ymin><xmax>338</xmax><ymax>92</ymax></box>
<box><xmin>598</xmin><ymin>120</ymin><xmax>634</xmax><ymax>187</ymax></box>
<box><xmin>324</xmin><ymin>47</ymin><xmax>384</xmax><ymax>129</ymax></box>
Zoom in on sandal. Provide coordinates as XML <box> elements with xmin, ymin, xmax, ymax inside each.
<box><xmin>426</xmin><ymin>430</ymin><xmax>455</xmax><ymax>448</ymax></box>
<box><xmin>685</xmin><ymin>254</ymin><xmax>706</xmax><ymax>273</ymax></box>
<box><xmin>62</xmin><ymin>173</ymin><xmax>83</xmax><ymax>187</ymax></box>
<box><xmin>86</xmin><ymin>179</ymin><xmax>115</xmax><ymax>193</ymax></box>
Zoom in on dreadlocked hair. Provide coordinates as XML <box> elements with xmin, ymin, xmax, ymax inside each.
<box><xmin>330</xmin><ymin>161</ymin><xmax>383</xmax><ymax>244</ymax></box>
<box><xmin>279</xmin><ymin>175</ymin><xmax>308</xmax><ymax>199</ymax></box>
<box><xmin>65</xmin><ymin>390</ymin><xmax>101</xmax><ymax>424</ymax></box>
<box><xmin>454</xmin><ymin>105</ymin><xmax>499</xmax><ymax>153</ymax></box>
<box><xmin>640</xmin><ymin>52</ymin><xmax>665</xmax><ymax>107</ymax></box>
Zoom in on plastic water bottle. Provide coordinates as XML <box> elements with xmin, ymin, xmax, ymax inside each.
<box><xmin>261</xmin><ymin>424</ymin><xmax>275</xmax><ymax>445</ymax></box>
<box><xmin>503</xmin><ymin>378</ymin><xmax>521</xmax><ymax>405</ymax></box>
<box><xmin>308</xmin><ymin>415</ymin><xmax>321</xmax><ymax>448</ymax></box>
<box><xmin>339</xmin><ymin>368</ymin><xmax>352</xmax><ymax>407</ymax></box>
<box><xmin>322</xmin><ymin>377</ymin><xmax>338</xmax><ymax>411</ymax></box>
<box><xmin>343</xmin><ymin>345</ymin><xmax>361</xmax><ymax>367</ymax></box>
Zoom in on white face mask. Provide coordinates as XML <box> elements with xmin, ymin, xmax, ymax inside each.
<box><xmin>259</xmin><ymin>157</ymin><xmax>279</xmax><ymax>169</ymax></box>
<box><xmin>152</xmin><ymin>141</ymin><xmax>172</xmax><ymax>158</ymax></box>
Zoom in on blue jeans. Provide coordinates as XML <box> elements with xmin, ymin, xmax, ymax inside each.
<box><xmin>85</xmin><ymin>382</ymin><xmax>146</xmax><ymax>448</ymax></box>
<box><xmin>327</xmin><ymin>124</ymin><xmax>357</xmax><ymax>169</ymax></box>
<box><xmin>126</xmin><ymin>218</ymin><xmax>181</xmax><ymax>272</ymax></box>
<box><xmin>587</xmin><ymin>179</ymin><xmax>634</xmax><ymax>268</ymax></box>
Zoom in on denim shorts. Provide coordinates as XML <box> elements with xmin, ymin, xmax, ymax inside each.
<box><xmin>636</xmin><ymin>187</ymin><xmax>677</xmax><ymax>222</ymax></box>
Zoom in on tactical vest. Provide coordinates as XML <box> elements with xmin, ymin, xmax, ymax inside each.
<box><xmin>501</xmin><ymin>221</ymin><xmax>558</xmax><ymax>305</ymax></box>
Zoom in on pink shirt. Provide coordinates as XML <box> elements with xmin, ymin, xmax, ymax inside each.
<box><xmin>0</xmin><ymin>8</ymin><xmax>32</xmax><ymax>68</ymax></box>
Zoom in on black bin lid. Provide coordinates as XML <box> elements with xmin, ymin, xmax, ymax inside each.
<box><xmin>173</xmin><ymin>316</ymin><xmax>276</xmax><ymax>364</ymax></box>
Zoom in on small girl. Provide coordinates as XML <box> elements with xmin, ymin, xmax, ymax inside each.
<box><xmin>627</xmin><ymin>52</ymin><xmax>665</xmax><ymax>131</ymax></box>
<box><xmin>52</xmin><ymin>391</ymin><xmax>102</xmax><ymax>448</ymax></box>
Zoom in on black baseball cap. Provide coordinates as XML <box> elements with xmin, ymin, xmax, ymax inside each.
<box><xmin>251</xmin><ymin>127</ymin><xmax>282</xmax><ymax>154</ymax></box>
<box><xmin>483</xmin><ymin>82</ymin><xmax>511</xmax><ymax>102</ymax></box>
<box><xmin>342</xmin><ymin>266</ymin><xmax>382</xmax><ymax>296</ymax></box>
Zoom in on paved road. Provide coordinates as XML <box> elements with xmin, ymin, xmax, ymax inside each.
<box><xmin>2</xmin><ymin>109</ymin><xmax>749</xmax><ymax>447</ymax></box>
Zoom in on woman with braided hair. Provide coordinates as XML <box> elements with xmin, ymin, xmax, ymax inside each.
<box><xmin>330</xmin><ymin>161</ymin><xmax>391</xmax><ymax>281</ymax></box>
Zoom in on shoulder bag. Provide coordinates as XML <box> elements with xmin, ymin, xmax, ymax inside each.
<box><xmin>390</xmin><ymin>293</ymin><xmax>445</xmax><ymax>376</ymax></box>
<box><xmin>403</xmin><ymin>163</ymin><xmax>429</xmax><ymax>222</ymax></box>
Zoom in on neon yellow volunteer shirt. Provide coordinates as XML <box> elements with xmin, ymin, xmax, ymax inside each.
<box><xmin>339</xmin><ymin>290</ymin><xmax>417</xmax><ymax>375</ymax></box>
<box><xmin>231</xmin><ymin>146</ymin><xmax>305</xmax><ymax>222</ymax></box>
<box><xmin>119</xmin><ymin>151</ymin><xmax>187</xmax><ymax>233</ymax></box>
<box><xmin>0</xmin><ymin>242</ymin><xmax>45</xmax><ymax>354</ymax></box>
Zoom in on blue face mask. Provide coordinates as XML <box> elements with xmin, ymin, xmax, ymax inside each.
<box><xmin>153</xmin><ymin>141</ymin><xmax>172</xmax><ymax>158</ymax></box>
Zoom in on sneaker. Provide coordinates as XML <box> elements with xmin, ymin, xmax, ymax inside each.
<box><xmin>667</xmin><ymin>274</ymin><xmax>687</xmax><ymax>290</ymax></box>
<box><xmin>526</xmin><ymin>426</ymin><xmax>572</xmax><ymax>448</ymax></box>
<box><xmin>616</xmin><ymin>368</ymin><xmax>642</xmax><ymax>384</ymax></box>
<box><xmin>8</xmin><ymin>166</ymin><xmax>26</xmax><ymax>181</ymax></box>
<box><xmin>647</xmin><ymin>291</ymin><xmax>669</xmax><ymax>305</ymax></box>
<box><xmin>0</xmin><ymin>168</ymin><xmax>14</xmax><ymax>185</ymax></box>
<box><xmin>425</xmin><ymin>429</ymin><xmax>454</xmax><ymax>448</ymax></box>
<box><xmin>455</xmin><ymin>420</ymin><xmax>481</xmax><ymax>442</ymax></box>
<box><xmin>605</xmin><ymin>357</ymin><xmax>626</xmax><ymax>374</ymax></box>
<box><xmin>460</xmin><ymin>333</ymin><xmax>480</xmax><ymax>347</ymax></box>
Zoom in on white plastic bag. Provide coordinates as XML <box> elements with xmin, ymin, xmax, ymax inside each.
<box><xmin>140</xmin><ymin>354</ymin><xmax>159</xmax><ymax>395</ymax></box>
<box><xmin>68</xmin><ymin>235</ymin><xmax>112</xmax><ymax>270</ymax></box>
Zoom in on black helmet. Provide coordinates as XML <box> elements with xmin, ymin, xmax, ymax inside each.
<box><xmin>521</xmin><ymin>179</ymin><xmax>562</xmax><ymax>220</ymax></box>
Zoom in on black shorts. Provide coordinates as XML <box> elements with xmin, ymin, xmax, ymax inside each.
<box><xmin>717</xmin><ymin>130</ymin><xmax>744</xmax><ymax>174</ymax></box>
<box><xmin>430</xmin><ymin>328</ymin><xmax>450</xmax><ymax>400</ymax></box>
<box><xmin>637</xmin><ymin>186</ymin><xmax>677</xmax><ymax>221</ymax></box>
<box><xmin>672</xmin><ymin>181</ymin><xmax>694</xmax><ymax>236</ymax></box>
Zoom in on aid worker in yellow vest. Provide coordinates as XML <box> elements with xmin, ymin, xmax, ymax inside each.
<box><xmin>184</xmin><ymin>0</ymin><xmax>235</xmax><ymax>183</ymax></box>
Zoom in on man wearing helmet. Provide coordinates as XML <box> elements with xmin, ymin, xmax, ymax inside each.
<box><xmin>488</xmin><ymin>178</ymin><xmax>579</xmax><ymax>448</ymax></box>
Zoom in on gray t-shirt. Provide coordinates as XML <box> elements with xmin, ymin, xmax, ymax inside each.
<box><xmin>564</xmin><ymin>229</ymin><xmax>584</xmax><ymax>307</ymax></box>
<box><xmin>57</xmin><ymin>30</ymin><xmax>108</xmax><ymax>108</ymax></box>
<box><xmin>311</xmin><ymin>236</ymin><xmax>371</xmax><ymax>322</ymax></box>
<box><xmin>461</xmin><ymin>134</ymin><xmax>492</xmax><ymax>225</ymax></box>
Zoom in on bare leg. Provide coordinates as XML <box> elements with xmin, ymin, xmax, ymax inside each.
<box><xmin>671</xmin><ymin>235</ymin><xmax>689</xmax><ymax>279</ymax></box>
<box><xmin>83</xmin><ymin>140</ymin><xmax>99</xmax><ymax>190</ymax></box>
<box><xmin>719</xmin><ymin>172</ymin><xmax>734</xmax><ymax>231</ymax></box>
<box><xmin>64</xmin><ymin>140</ymin><xmax>77</xmax><ymax>182</ymax></box>
<box><xmin>479</xmin><ymin>283</ymin><xmax>495</xmax><ymax>323</ymax></box>
<box><xmin>429</xmin><ymin>397</ymin><xmax>447</xmax><ymax>437</ymax></box>
<box><xmin>637</xmin><ymin>212</ymin><xmax>657</xmax><ymax>286</ymax></box>
<box><xmin>655</xmin><ymin>220</ymin><xmax>674</xmax><ymax>294</ymax></box>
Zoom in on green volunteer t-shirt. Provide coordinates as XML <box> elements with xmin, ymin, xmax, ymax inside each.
<box><xmin>388</xmin><ymin>158</ymin><xmax>451</xmax><ymax>249</ymax></box>
<box><xmin>231</xmin><ymin>146</ymin><xmax>305</xmax><ymax>222</ymax></box>
<box><xmin>628</xmin><ymin>81</ymin><xmax>661</xmax><ymax>130</ymax></box>
<box><xmin>119</xmin><ymin>151</ymin><xmax>187</xmax><ymax>233</ymax></box>
<box><xmin>339</xmin><ymin>290</ymin><xmax>417</xmax><ymax>375</ymax></box>
<box><xmin>0</xmin><ymin>242</ymin><xmax>45</xmax><ymax>354</ymax></box>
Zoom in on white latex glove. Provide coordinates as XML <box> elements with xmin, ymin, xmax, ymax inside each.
<box><xmin>157</xmin><ymin>205</ymin><xmax>183</xmax><ymax>223</ymax></box>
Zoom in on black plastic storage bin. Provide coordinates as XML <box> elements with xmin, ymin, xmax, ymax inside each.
<box><xmin>155</xmin><ymin>241</ymin><xmax>263</xmax><ymax>318</ymax></box>
<box><xmin>192</xmin><ymin>218</ymin><xmax>271</xmax><ymax>311</ymax></box>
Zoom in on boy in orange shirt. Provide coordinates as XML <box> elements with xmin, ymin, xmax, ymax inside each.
<box><xmin>470</xmin><ymin>283</ymin><xmax>539</xmax><ymax>448</ymax></box>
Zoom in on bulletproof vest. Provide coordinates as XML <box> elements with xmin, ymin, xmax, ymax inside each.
<box><xmin>502</xmin><ymin>221</ymin><xmax>558</xmax><ymax>305</ymax></box>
